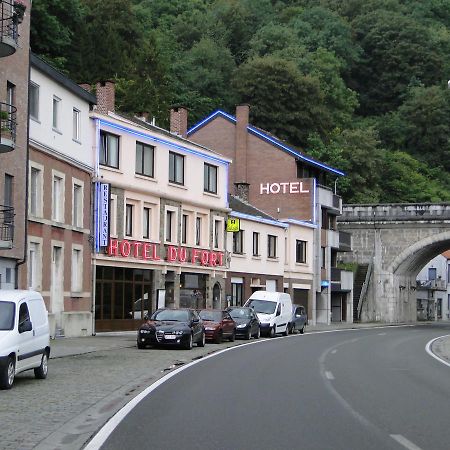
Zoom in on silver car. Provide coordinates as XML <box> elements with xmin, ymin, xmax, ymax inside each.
<box><xmin>289</xmin><ymin>305</ymin><xmax>307</xmax><ymax>334</ymax></box>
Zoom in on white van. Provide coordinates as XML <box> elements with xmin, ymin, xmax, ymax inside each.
<box><xmin>244</xmin><ymin>291</ymin><xmax>292</xmax><ymax>337</ymax></box>
<box><xmin>0</xmin><ymin>290</ymin><xmax>50</xmax><ymax>389</ymax></box>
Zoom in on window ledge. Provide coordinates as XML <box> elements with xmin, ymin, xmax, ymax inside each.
<box><xmin>135</xmin><ymin>173</ymin><xmax>157</xmax><ymax>183</ymax></box>
<box><xmin>252</xmin><ymin>255</ymin><xmax>261</xmax><ymax>260</ymax></box>
<box><xmin>72</xmin><ymin>138</ymin><xmax>82</xmax><ymax>145</ymax></box>
<box><xmin>168</xmin><ymin>182</ymin><xmax>187</xmax><ymax>190</ymax></box>
<box><xmin>203</xmin><ymin>191</ymin><xmax>219</xmax><ymax>198</ymax></box>
<box><xmin>295</xmin><ymin>262</ymin><xmax>308</xmax><ymax>266</ymax></box>
<box><xmin>267</xmin><ymin>257</ymin><xmax>279</xmax><ymax>261</ymax></box>
<box><xmin>70</xmin><ymin>292</ymin><xmax>83</xmax><ymax>298</ymax></box>
<box><xmin>232</xmin><ymin>252</ymin><xmax>246</xmax><ymax>258</ymax></box>
<box><xmin>30</xmin><ymin>116</ymin><xmax>40</xmax><ymax>124</ymax></box>
<box><xmin>100</xmin><ymin>165</ymin><xmax>122</xmax><ymax>174</ymax></box>
<box><xmin>52</xmin><ymin>127</ymin><xmax>63</xmax><ymax>135</ymax></box>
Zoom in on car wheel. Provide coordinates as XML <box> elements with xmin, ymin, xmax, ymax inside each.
<box><xmin>229</xmin><ymin>329</ymin><xmax>236</xmax><ymax>342</ymax></box>
<box><xmin>0</xmin><ymin>357</ymin><xmax>15</xmax><ymax>390</ymax></box>
<box><xmin>246</xmin><ymin>327</ymin><xmax>252</xmax><ymax>340</ymax></box>
<box><xmin>283</xmin><ymin>325</ymin><xmax>289</xmax><ymax>337</ymax></box>
<box><xmin>269</xmin><ymin>326</ymin><xmax>276</xmax><ymax>338</ymax></box>
<box><xmin>34</xmin><ymin>351</ymin><xmax>49</xmax><ymax>379</ymax></box>
<box><xmin>215</xmin><ymin>331</ymin><xmax>223</xmax><ymax>344</ymax></box>
<box><xmin>184</xmin><ymin>333</ymin><xmax>193</xmax><ymax>350</ymax></box>
<box><xmin>137</xmin><ymin>342</ymin><xmax>146</xmax><ymax>349</ymax></box>
<box><xmin>197</xmin><ymin>331</ymin><xmax>206</xmax><ymax>347</ymax></box>
<box><xmin>254</xmin><ymin>326</ymin><xmax>261</xmax><ymax>339</ymax></box>
<box><xmin>300</xmin><ymin>325</ymin><xmax>305</xmax><ymax>334</ymax></box>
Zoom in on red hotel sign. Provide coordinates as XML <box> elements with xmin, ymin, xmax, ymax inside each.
<box><xmin>107</xmin><ymin>239</ymin><xmax>225</xmax><ymax>267</ymax></box>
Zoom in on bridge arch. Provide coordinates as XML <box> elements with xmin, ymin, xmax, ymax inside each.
<box><xmin>390</xmin><ymin>231</ymin><xmax>450</xmax><ymax>276</ymax></box>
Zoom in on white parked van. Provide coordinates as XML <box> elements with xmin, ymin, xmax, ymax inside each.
<box><xmin>0</xmin><ymin>290</ymin><xmax>50</xmax><ymax>389</ymax></box>
<box><xmin>244</xmin><ymin>291</ymin><xmax>292</xmax><ymax>337</ymax></box>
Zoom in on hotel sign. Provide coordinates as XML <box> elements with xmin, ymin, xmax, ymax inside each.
<box><xmin>226</xmin><ymin>218</ymin><xmax>240</xmax><ymax>232</ymax></box>
<box><xmin>107</xmin><ymin>239</ymin><xmax>225</xmax><ymax>267</ymax></box>
<box><xmin>260</xmin><ymin>181</ymin><xmax>310</xmax><ymax>195</ymax></box>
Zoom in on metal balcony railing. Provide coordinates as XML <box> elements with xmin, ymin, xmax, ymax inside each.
<box><xmin>0</xmin><ymin>0</ymin><xmax>19</xmax><ymax>57</ymax></box>
<box><xmin>0</xmin><ymin>101</ymin><xmax>16</xmax><ymax>152</ymax></box>
<box><xmin>0</xmin><ymin>204</ymin><xmax>14</xmax><ymax>244</ymax></box>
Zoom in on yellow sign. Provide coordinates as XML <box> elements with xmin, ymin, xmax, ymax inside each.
<box><xmin>226</xmin><ymin>218</ymin><xmax>240</xmax><ymax>232</ymax></box>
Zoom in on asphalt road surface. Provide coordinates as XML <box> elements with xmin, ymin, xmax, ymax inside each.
<box><xmin>99</xmin><ymin>324</ymin><xmax>450</xmax><ymax>450</ymax></box>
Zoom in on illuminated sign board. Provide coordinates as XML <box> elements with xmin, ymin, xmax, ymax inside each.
<box><xmin>259</xmin><ymin>181</ymin><xmax>310</xmax><ymax>195</ymax></box>
<box><xmin>94</xmin><ymin>182</ymin><xmax>110</xmax><ymax>251</ymax></box>
<box><xmin>106</xmin><ymin>239</ymin><xmax>225</xmax><ymax>267</ymax></box>
<box><xmin>226</xmin><ymin>218</ymin><xmax>240</xmax><ymax>232</ymax></box>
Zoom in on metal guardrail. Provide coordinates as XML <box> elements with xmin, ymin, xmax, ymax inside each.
<box><xmin>0</xmin><ymin>204</ymin><xmax>14</xmax><ymax>242</ymax></box>
<box><xmin>0</xmin><ymin>101</ymin><xmax>17</xmax><ymax>144</ymax></box>
<box><xmin>0</xmin><ymin>0</ymin><xmax>19</xmax><ymax>49</ymax></box>
<box><xmin>357</xmin><ymin>261</ymin><xmax>373</xmax><ymax>320</ymax></box>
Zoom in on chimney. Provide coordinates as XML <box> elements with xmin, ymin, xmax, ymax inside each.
<box><xmin>234</xmin><ymin>104</ymin><xmax>250</xmax><ymax>186</ymax></box>
<box><xmin>234</xmin><ymin>182</ymin><xmax>250</xmax><ymax>203</ymax></box>
<box><xmin>170</xmin><ymin>107</ymin><xmax>188</xmax><ymax>138</ymax></box>
<box><xmin>136</xmin><ymin>111</ymin><xmax>150</xmax><ymax>122</ymax></box>
<box><xmin>79</xmin><ymin>83</ymin><xmax>92</xmax><ymax>92</ymax></box>
<box><xmin>95</xmin><ymin>81</ymin><xmax>115</xmax><ymax>114</ymax></box>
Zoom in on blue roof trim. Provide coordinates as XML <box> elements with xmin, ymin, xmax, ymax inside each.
<box><xmin>187</xmin><ymin>110</ymin><xmax>345</xmax><ymax>177</ymax></box>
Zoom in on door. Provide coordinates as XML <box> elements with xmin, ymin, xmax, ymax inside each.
<box><xmin>51</xmin><ymin>246</ymin><xmax>64</xmax><ymax>332</ymax></box>
<box><xmin>15</xmin><ymin>302</ymin><xmax>38</xmax><ymax>372</ymax></box>
<box><xmin>222</xmin><ymin>311</ymin><xmax>234</xmax><ymax>336</ymax></box>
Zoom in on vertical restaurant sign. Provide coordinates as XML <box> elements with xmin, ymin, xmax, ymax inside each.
<box><xmin>94</xmin><ymin>182</ymin><xmax>110</xmax><ymax>251</ymax></box>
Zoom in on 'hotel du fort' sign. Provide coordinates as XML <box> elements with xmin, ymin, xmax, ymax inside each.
<box><xmin>106</xmin><ymin>239</ymin><xmax>225</xmax><ymax>267</ymax></box>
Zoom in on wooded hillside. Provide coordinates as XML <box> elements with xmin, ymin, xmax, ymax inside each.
<box><xmin>30</xmin><ymin>0</ymin><xmax>450</xmax><ymax>203</ymax></box>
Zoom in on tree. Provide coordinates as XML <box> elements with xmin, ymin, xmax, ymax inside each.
<box><xmin>232</xmin><ymin>56</ymin><xmax>331</xmax><ymax>148</ymax></box>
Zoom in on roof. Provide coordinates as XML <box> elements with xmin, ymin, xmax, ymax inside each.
<box><xmin>187</xmin><ymin>110</ymin><xmax>345</xmax><ymax>177</ymax></box>
<box><xmin>442</xmin><ymin>250</ymin><xmax>450</xmax><ymax>259</ymax></box>
<box><xmin>0</xmin><ymin>290</ymin><xmax>43</xmax><ymax>303</ymax></box>
<box><xmin>95</xmin><ymin>112</ymin><xmax>231</xmax><ymax>166</ymax></box>
<box><xmin>30</xmin><ymin>54</ymin><xmax>97</xmax><ymax>105</ymax></box>
<box><xmin>228</xmin><ymin>194</ymin><xmax>276</xmax><ymax>221</ymax></box>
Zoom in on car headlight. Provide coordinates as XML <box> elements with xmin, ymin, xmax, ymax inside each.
<box><xmin>205</xmin><ymin>327</ymin><xmax>216</xmax><ymax>331</ymax></box>
<box><xmin>174</xmin><ymin>330</ymin><xmax>184</xmax><ymax>335</ymax></box>
<box><xmin>237</xmin><ymin>323</ymin><xmax>247</xmax><ymax>328</ymax></box>
<box><xmin>140</xmin><ymin>329</ymin><xmax>150</xmax><ymax>334</ymax></box>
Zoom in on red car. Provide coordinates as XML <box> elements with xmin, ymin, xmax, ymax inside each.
<box><xmin>198</xmin><ymin>309</ymin><xmax>236</xmax><ymax>343</ymax></box>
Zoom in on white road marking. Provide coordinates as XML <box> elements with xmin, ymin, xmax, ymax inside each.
<box><xmin>425</xmin><ymin>334</ymin><xmax>450</xmax><ymax>368</ymax></box>
<box><xmin>325</xmin><ymin>371</ymin><xmax>334</xmax><ymax>380</ymax></box>
<box><xmin>390</xmin><ymin>434</ymin><xmax>422</xmax><ymax>450</ymax></box>
<box><xmin>331</xmin><ymin>349</ymin><xmax>337</xmax><ymax>354</ymax></box>
<box><xmin>378</xmin><ymin>332</ymin><xmax>386</xmax><ymax>336</ymax></box>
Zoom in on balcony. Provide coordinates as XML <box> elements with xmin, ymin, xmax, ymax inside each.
<box><xmin>317</xmin><ymin>185</ymin><xmax>342</xmax><ymax>214</ymax></box>
<box><xmin>338</xmin><ymin>230</ymin><xmax>352</xmax><ymax>252</ymax></box>
<box><xmin>416</xmin><ymin>279</ymin><xmax>447</xmax><ymax>291</ymax></box>
<box><xmin>0</xmin><ymin>102</ymin><xmax>16</xmax><ymax>153</ymax></box>
<box><xmin>0</xmin><ymin>0</ymin><xmax>19</xmax><ymax>57</ymax></box>
<box><xmin>0</xmin><ymin>205</ymin><xmax>14</xmax><ymax>249</ymax></box>
<box><xmin>331</xmin><ymin>267</ymin><xmax>353</xmax><ymax>292</ymax></box>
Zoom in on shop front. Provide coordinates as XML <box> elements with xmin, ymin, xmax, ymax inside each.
<box><xmin>94</xmin><ymin>239</ymin><xmax>227</xmax><ymax>331</ymax></box>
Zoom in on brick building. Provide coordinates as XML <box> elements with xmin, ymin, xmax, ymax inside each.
<box><xmin>0</xmin><ymin>0</ymin><xmax>30</xmax><ymax>289</ymax></box>
<box><xmin>188</xmin><ymin>106</ymin><xmax>353</xmax><ymax>324</ymax></box>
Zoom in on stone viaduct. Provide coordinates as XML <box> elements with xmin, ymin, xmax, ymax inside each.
<box><xmin>338</xmin><ymin>203</ymin><xmax>450</xmax><ymax>323</ymax></box>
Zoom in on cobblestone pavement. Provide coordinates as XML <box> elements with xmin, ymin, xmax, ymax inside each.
<box><xmin>0</xmin><ymin>336</ymin><xmax>242</xmax><ymax>450</ymax></box>
<box><xmin>1</xmin><ymin>322</ymin><xmax>448</xmax><ymax>450</ymax></box>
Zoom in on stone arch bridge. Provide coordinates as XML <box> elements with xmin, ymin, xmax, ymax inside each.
<box><xmin>338</xmin><ymin>203</ymin><xmax>450</xmax><ymax>323</ymax></box>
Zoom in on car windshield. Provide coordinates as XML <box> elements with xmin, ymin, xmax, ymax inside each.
<box><xmin>151</xmin><ymin>309</ymin><xmax>189</xmax><ymax>322</ymax></box>
<box><xmin>228</xmin><ymin>308</ymin><xmax>252</xmax><ymax>319</ymax></box>
<box><xmin>0</xmin><ymin>301</ymin><xmax>15</xmax><ymax>330</ymax></box>
<box><xmin>199</xmin><ymin>310</ymin><xmax>222</xmax><ymax>322</ymax></box>
<box><xmin>246</xmin><ymin>299</ymin><xmax>277</xmax><ymax>314</ymax></box>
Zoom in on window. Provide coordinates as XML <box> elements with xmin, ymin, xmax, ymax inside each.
<box><xmin>100</xmin><ymin>131</ymin><xmax>119</xmax><ymax>168</ymax></box>
<box><xmin>71</xmin><ymin>248</ymin><xmax>82</xmax><ymax>292</ymax></box>
<box><xmin>231</xmin><ymin>282</ymin><xmax>243</xmax><ymax>306</ymax></box>
<box><xmin>4</xmin><ymin>174</ymin><xmax>13</xmax><ymax>206</ymax></box>
<box><xmin>268</xmin><ymin>235</ymin><xmax>277</xmax><ymax>258</ymax></box>
<box><xmin>196</xmin><ymin>216</ymin><xmax>201</xmax><ymax>246</ymax></box>
<box><xmin>296</xmin><ymin>240</ymin><xmax>307</xmax><ymax>263</ymax></box>
<box><xmin>29</xmin><ymin>83</ymin><xmax>39</xmax><ymax>120</ymax></box>
<box><xmin>135</xmin><ymin>142</ymin><xmax>154</xmax><ymax>177</ymax></box>
<box><xmin>52</xmin><ymin>174</ymin><xmax>64</xmax><ymax>222</ymax></box>
<box><xmin>29</xmin><ymin>166</ymin><xmax>43</xmax><ymax>217</ymax></box>
<box><xmin>73</xmin><ymin>108</ymin><xmax>80</xmax><ymax>140</ymax></box>
<box><xmin>125</xmin><ymin>204</ymin><xmax>133</xmax><ymax>237</ymax></box>
<box><xmin>52</xmin><ymin>96</ymin><xmax>61</xmax><ymax>129</ymax></box>
<box><xmin>253</xmin><ymin>232</ymin><xmax>260</xmax><ymax>256</ymax></box>
<box><xmin>428</xmin><ymin>268</ymin><xmax>437</xmax><ymax>281</ymax></box>
<box><xmin>72</xmin><ymin>182</ymin><xmax>83</xmax><ymax>227</ymax></box>
<box><xmin>7</xmin><ymin>82</ymin><xmax>15</xmax><ymax>110</ymax></box>
<box><xmin>28</xmin><ymin>242</ymin><xmax>41</xmax><ymax>289</ymax></box>
<box><xmin>166</xmin><ymin>210</ymin><xmax>174</xmax><ymax>242</ymax></box>
<box><xmin>5</xmin><ymin>268</ymin><xmax>12</xmax><ymax>284</ymax></box>
<box><xmin>214</xmin><ymin>220</ymin><xmax>221</xmax><ymax>249</ymax></box>
<box><xmin>182</xmin><ymin>214</ymin><xmax>188</xmax><ymax>244</ymax></box>
<box><xmin>204</xmin><ymin>163</ymin><xmax>218</xmax><ymax>194</ymax></box>
<box><xmin>143</xmin><ymin>207</ymin><xmax>150</xmax><ymax>239</ymax></box>
<box><xmin>233</xmin><ymin>230</ymin><xmax>243</xmax><ymax>254</ymax></box>
<box><xmin>321</xmin><ymin>247</ymin><xmax>326</xmax><ymax>269</ymax></box>
<box><xmin>18</xmin><ymin>303</ymin><xmax>30</xmax><ymax>326</ymax></box>
<box><xmin>169</xmin><ymin>152</ymin><xmax>184</xmax><ymax>184</ymax></box>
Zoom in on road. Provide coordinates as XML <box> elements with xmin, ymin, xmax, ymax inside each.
<box><xmin>99</xmin><ymin>324</ymin><xmax>450</xmax><ymax>450</ymax></box>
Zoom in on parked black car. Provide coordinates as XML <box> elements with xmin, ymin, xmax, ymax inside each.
<box><xmin>137</xmin><ymin>308</ymin><xmax>205</xmax><ymax>350</ymax></box>
<box><xmin>227</xmin><ymin>307</ymin><xmax>260</xmax><ymax>340</ymax></box>
<box><xmin>289</xmin><ymin>305</ymin><xmax>307</xmax><ymax>334</ymax></box>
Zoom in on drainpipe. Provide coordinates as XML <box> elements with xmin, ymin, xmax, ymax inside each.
<box><xmin>15</xmin><ymin>48</ymin><xmax>31</xmax><ymax>288</ymax></box>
